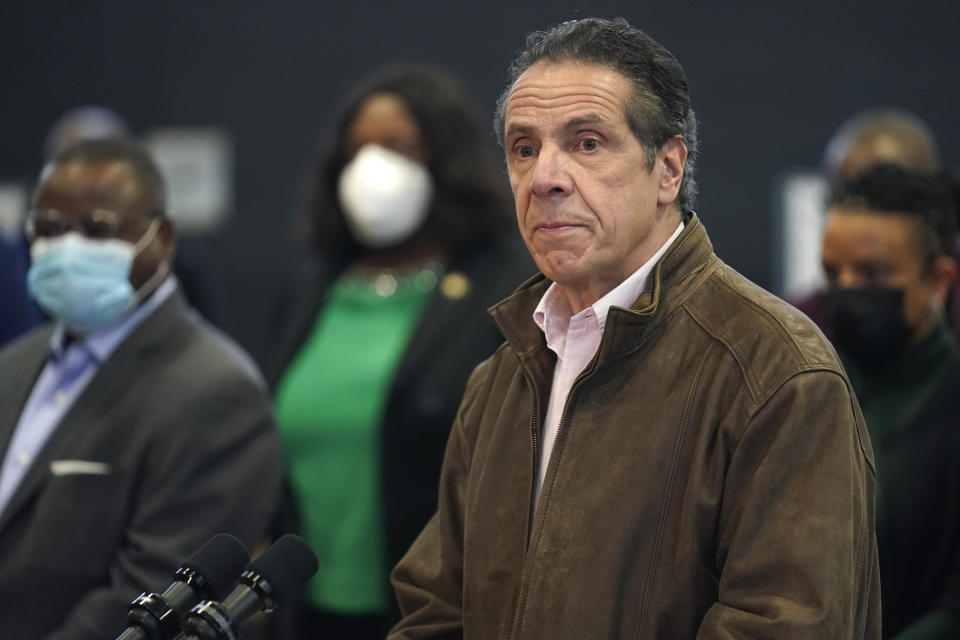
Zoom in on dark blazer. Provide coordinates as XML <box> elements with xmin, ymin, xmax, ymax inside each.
<box><xmin>0</xmin><ymin>290</ymin><xmax>283</xmax><ymax>640</ymax></box>
<box><xmin>267</xmin><ymin>236</ymin><xmax>533</xmax><ymax>580</ymax></box>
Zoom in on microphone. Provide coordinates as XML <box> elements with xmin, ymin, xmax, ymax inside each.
<box><xmin>116</xmin><ymin>533</ymin><xmax>250</xmax><ymax>640</ymax></box>
<box><xmin>178</xmin><ymin>534</ymin><xmax>319</xmax><ymax>640</ymax></box>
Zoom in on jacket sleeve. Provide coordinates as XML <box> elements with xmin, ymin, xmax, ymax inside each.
<box><xmin>697</xmin><ymin>369</ymin><xmax>882</xmax><ymax>640</ymax></box>
<box><xmin>388</xmin><ymin>364</ymin><xmax>488</xmax><ymax>640</ymax></box>
<box><xmin>44</xmin><ymin>370</ymin><xmax>283</xmax><ymax>640</ymax></box>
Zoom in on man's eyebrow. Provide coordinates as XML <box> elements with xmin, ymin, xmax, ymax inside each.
<box><xmin>504</xmin><ymin>123</ymin><xmax>535</xmax><ymax>141</ymax></box>
<box><xmin>563</xmin><ymin>113</ymin><xmax>613</xmax><ymax>131</ymax></box>
<box><xmin>563</xmin><ymin>113</ymin><xmax>616</xmax><ymax>137</ymax></box>
<box><xmin>505</xmin><ymin>114</ymin><xmax>612</xmax><ymax>141</ymax></box>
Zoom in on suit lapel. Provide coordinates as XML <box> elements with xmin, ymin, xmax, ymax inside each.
<box><xmin>0</xmin><ymin>328</ymin><xmax>55</xmax><ymax>532</ymax></box>
<box><xmin>0</xmin><ymin>327</ymin><xmax>55</xmax><ymax>462</ymax></box>
<box><xmin>0</xmin><ymin>293</ymin><xmax>188</xmax><ymax>533</ymax></box>
<box><xmin>395</xmin><ymin>278</ymin><xmax>459</xmax><ymax>389</ymax></box>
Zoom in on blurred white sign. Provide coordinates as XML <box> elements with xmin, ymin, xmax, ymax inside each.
<box><xmin>0</xmin><ymin>183</ymin><xmax>28</xmax><ymax>240</ymax></box>
<box><xmin>144</xmin><ymin>127</ymin><xmax>233</xmax><ymax>234</ymax></box>
<box><xmin>774</xmin><ymin>171</ymin><xmax>829</xmax><ymax>299</ymax></box>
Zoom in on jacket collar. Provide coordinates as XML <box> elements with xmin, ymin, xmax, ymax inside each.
<box><xmin>490</xmin><ymin>211</ymin><xmax>720</xmax><ymax>370</ymax></box>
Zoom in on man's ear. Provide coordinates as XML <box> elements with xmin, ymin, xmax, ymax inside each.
<box><xmin>657</xmin><ymin>135</ymin><xmax>687</xmax><ymax>206</ymax></box>
<box><xmin>158</xmin><ymin>215</ymin><xmax>177</xmax><ymax>263</ymax></box>
<box><xmin>930</xmin><ymin>254</ymin><xmax>957</xmax><ymax>304</ymax></box>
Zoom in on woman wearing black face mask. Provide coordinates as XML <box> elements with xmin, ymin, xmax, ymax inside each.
<box><xmin>819</xmin><ymin>164</ymin><xmax>960</xmax><ymax>639</ymax></box>
<box><xmin>262</xmin><ymin>66</ymin><xmax>532</xmax><ymax>639</ymax></box>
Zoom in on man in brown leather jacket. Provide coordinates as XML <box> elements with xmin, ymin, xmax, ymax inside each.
<box><xmin>389</xmin><ymin>17</ymin><xmax>882</xmax><ymax>639</ymax></box>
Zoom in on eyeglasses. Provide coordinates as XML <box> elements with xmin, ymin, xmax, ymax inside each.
<box><xmin>25</xmin><ymin>208</ymin><xmax>121</xmax><ymax>241</ymax></box>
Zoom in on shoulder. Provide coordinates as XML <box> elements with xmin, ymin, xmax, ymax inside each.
<box><xmin>132</xmin><ymin>305</ymin><xmax>276</xmax><ymax>446</ymax></box>
<box><xmin>681</xmin><ymin>263</ymin><xmax>846</xmax><ymax>402</ymax></box>
<box><xmin>262</xmin><ymin>258</ymin><xmax>338</xmax><ymax>387</ymax></box>
<box><xmin>130</xmin><ymin>298</ymin><xmax>269</xmax><ymax>405</ymax></box>
<box><xmin>0</xmin><ymin>323</ymin><xmax>54</xmax><ymax>365</ymax></box>
<box><xmin>455</xmin><ymin>339</ymin><xmax>529</xmax><ymax>432</ymax></box>
<box><xmin>469</xmin><ymin>340</ymin><xmax>523</xmax><ymax>387</ymax></box>
<box><xmin>172</xmin><ymin>306</ymin><xmax>269</xmax><ymax>392</ymax></box>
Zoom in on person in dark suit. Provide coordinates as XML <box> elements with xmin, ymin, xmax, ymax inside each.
<box><xmin>0</xmin><ymin>136</ymin><xmax>282</xmax><ymax>640</ymax></box>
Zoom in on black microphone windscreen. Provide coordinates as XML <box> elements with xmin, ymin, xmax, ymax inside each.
<box><xmin>181</xmin><ymin>533</ymin><xmax>250</xmax><ymax>599</ymax></box>
<box><xmin>247</xmin><ymin>534</ymin><xmax>319</xmax><ymax>604</ymax></box>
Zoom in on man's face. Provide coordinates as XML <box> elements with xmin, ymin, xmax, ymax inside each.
<box><xmin>502</xmin><ymin>61</ymin><xmax>686</xmax><ymax>312</ymax></box>
<box><xmin>821</xmin><ymin>208</ymin><xmax>949</xmax><ymax>341</ymax></box>
<box><xmin>32</xmin><ymin>160</ymin><xmax>173</xmax><ymax>289</ymax></box>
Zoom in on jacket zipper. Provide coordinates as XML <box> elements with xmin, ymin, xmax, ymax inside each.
<box><xmin>550</xmin><ymin>352</ymin><xmax>599</xmax><ymax>487</ymax></box>
<box><xmin>503</xmin><ymin>372</ymin><xmax>539</xmax><ymax>639</ymax></box>
<box><xmin>527</xmin><ymin>380</ymin><xmax>539</xmax><ymax>546</ymax></box>
<box><xmin>510</xmin><ymin>349</ymin><xmax>601</xmax><ymax>638</ymax></box>
<box><xmin>532</xmin><ymin>346</ymin><xmax>602</xmax><ymax>535</ymax></box>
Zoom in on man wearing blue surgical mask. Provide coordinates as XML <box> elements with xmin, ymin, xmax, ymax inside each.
<box><xmin>820</xmin><ymin>163</ymin><xmax>960</xmax><ymax>639</ymax></box>
<box><xmin>26</xmin><ymin>154</ymin><xmax>173</xmax><ymax>331</ymax></box>
<box><xmin>0</xmin><ymin>136</ymin><xmax>282</xmax><ymax>639</ymax></box>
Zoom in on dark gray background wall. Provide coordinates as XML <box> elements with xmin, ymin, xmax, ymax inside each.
<box><xmin>2</xmin><ymin>1</ymin><xmax>958</xmax><ymax>363</ymax></box>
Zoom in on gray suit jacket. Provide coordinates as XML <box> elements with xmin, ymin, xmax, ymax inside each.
<box><xmin>0</xmin><ymin>291</ymin><xmax>283</xmax><ymax>640</ymax></box>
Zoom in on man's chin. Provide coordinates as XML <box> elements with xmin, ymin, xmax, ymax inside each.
<box><xmin>537</xmin><ymin>258</ymin><xmax>587</xmax><ymax>288</ymax></box>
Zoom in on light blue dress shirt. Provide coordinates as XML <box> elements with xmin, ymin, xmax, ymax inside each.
<box><xmin>0</xmin><ymin>277</ymin><xmax>176</xmax><ymax>517</ymax></box>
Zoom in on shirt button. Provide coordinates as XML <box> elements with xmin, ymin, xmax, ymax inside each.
<box><xmin>17</xmin><ymin>452</ymin><xmax>30</xmax><ymax>467</ymax></box>
<box><xmin>54</xmin><ymin>390</ymin><xmax>66</xmax><ymax>405</ymax></box>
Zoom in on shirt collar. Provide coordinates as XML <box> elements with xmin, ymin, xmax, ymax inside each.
<box><xmin>49</xmin><ymin>276</ymin><xmax>178</xmax><ymax>364</ymax></box>
<box><xmin>534</xmin><ymin>221</ymin><xmax>685</xmax><ymax>341</ymax></box>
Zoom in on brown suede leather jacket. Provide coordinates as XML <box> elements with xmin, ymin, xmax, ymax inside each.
<box><xmin>390</xmin><ymin>215</ymin><xmax>882</xmax><ymax>639</ymax></box>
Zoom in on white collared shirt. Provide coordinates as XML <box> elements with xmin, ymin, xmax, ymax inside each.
<box><xmin>532</xmin><ymin>222</ymin><xmax>684</xmax><ymax>504</ymax></box>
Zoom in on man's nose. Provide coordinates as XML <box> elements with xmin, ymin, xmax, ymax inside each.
<box><xmin>834</xmin><ymin>269</ymin><xmax>861</xmax><ymax>289</ymax></box>
<box><xmin>832</xmin><ymin>269</ymin><xmax>867</xmax><ymax>289</ymax></box>
<box><xmin>529</xmin><ymin>146</ymin><xmax>572</xmax><ymax>198</ymax></box>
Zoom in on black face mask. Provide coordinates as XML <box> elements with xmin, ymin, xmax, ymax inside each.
<box><xmin>822</xmin><ymin>287</ymin><xmax>912</xmax><ymax>371</ymax></box>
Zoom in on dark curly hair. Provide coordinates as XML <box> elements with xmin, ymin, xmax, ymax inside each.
<box><xmin>829</xmin><ymin>162</ymin><xmax>959</xmax><ymax>268</ymax></box>
<box><xmin>493</xmin><ymin>17</ymin><xmax>699</xmax><ymax>210</ymax></box>
<box><xmin>302</xmin><ymin>64</ymin><xmax>514</xmax><ymax>263</ymax></box>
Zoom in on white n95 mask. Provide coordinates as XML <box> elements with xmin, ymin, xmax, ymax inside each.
<box><xmin>337</xmin><ymin>144</ymin><xmax>433</xmax><ymax>249</ymax></box>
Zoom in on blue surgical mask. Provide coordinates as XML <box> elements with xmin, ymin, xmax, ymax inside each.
<box><xmin>27</xmin><ymin>219</ymin><xmax>162</xmax><ymax>331</ymax></box>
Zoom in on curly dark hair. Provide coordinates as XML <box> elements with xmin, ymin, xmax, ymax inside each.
<box><xmin>302</xmin><ymin>64</ymin><xmax>514</xmax><ymax>263</ymax></box>
<box><xmin>829</xmin><ymin>162</ymin><xmax>959</xmax><ymax>267</ymax></box>
<box><xmin>493</xmin><ymin>17</ymin><xmax>699</xmax><ymax>210</ymax></box>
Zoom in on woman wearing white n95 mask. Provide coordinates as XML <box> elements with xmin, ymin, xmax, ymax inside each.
<box><xmin>337</xmin><ymin>144</ymin><xmax>433</xmax><ymax>250</ymax></box>
<box><xmin>265</xmin><ymin>65</ymin><xmax>533</xmax><ymax>640</ymax></box>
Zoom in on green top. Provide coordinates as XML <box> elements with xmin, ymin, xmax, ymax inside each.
<box><xmin>274</xmin><ymin>265</ymin><xmax>438</xmax><ymax>614</ymax></box>
<box><xmin>844</xmin><ymin>320</ymin><xmax>960</xmax><ymax>640</ymax></box>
